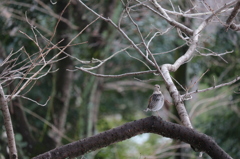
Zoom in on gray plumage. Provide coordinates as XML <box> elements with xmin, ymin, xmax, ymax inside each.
<box><xmin>144</xmin><ymin>84</ymin><xmax>164</xmax><ymax>112</ymax></box>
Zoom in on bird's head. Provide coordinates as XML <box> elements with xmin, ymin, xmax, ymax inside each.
<box><xmin>154</xmin><ymin>84</ymin><xmax>161</xmax><ymax>91</ymax></box>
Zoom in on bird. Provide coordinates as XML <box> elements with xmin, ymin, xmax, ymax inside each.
<box><xmin>144</xmin><ymin>84</ymin><xmax>164</xmax><ymax>112</ymax></box>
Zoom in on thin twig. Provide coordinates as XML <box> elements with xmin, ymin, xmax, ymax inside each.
<box><xmin>183</xmin><ymin>76</ymin><xmax>240</xmax><ymax>97</ymax></box>
<box><xmin>135</xmin><ymin>0</ymin><xmax>194</xmax><ymax>36</ymax></box>
<box><xmin>76</xmin><ymin>68</ymin><xmax>156</xmax><ymax>78</ymax></box>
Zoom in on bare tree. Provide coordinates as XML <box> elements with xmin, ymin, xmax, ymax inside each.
<box><xmin>1</xmin><ymin>0</ymin><xmax>240</xmax><ymax>158</ymax></box>
<box><xmin>0</xmin><ymin>2</ymin><xmax>96</xmax><ymax>158</ymax></box>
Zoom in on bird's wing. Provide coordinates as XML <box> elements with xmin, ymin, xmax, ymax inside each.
<box><xmin>148</xmin><ymin>93</ymin><xmax>162</xmax><ymax>108</ymax></box>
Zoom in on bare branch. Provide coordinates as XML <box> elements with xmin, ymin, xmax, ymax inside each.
<box><xmin>33</xmin><ymin>116</ymin><xmax>232</xmax><ymax>159</ymax></box>
<box><xmin>2</xmin><ymin>1</ymin><xmax>79</xmax><ymax>30</ymax></box>
<box><xmin>226</xmin><ymin>1</ymin><xmax>240</xmax><ymax>27</ymax></box>
<box><xmin>0</xmin><ymin>85</ymin><xmax>18</xmax><ymax>159</ymax></box>
<box><xmin>153</xmin><ymin>43</ymin><xmax>187</xmax><ymax>55</ymax></box>
<box><xmin>7</xmin><ymin>14</ymin><xmax>99</xmax><ymax>101</ymax></box>
<box><xmin>228</xmin><ymin>23</ymin><xmax>240</xmax><ymax>31</ymax></box>
<box><xmin>163</xmin><ymin>7</ymin><xmax>234</xmax><ymax>18</ymax></box>
<box><xmin>77</xmin><ymin>68</ymin><xmax>156</xmax><ymax>78</ymax></box>
<box><xmin>184</xmin><ymin>76</ymin><xmax>240</xmax><ymax>97</ymax></box>
<box><xmin>189</xmin><ymin>93</ymin><xmax>228</xmax><ymax>118</ymax></box>
<box><xmin>21</xmin><ymin>106</ymin><xmax>73</xmax><ymax>142</ymax></box>
<box><xmin>78</xmin><ymin>0</ymin><xmax>156</xmax><ymax>67</ymax></box>
<box><xmin>135</xmin><ymin>0</ymin><xmax>194</xmax><ymax>36</ymax></box>
<box><xmin>75</xmin><ymin>44</ymin><xmax>140</xmax><ymax>71</ymax></box>
<box><xmin>196</xmin><ymin>47</ymin><xmax>233</xmax><ymax>56</ymax></box>
<box><xmin>11</xmin><ymin>95</ymin><xmax>50</xmax><ymax>107</ymax></box>
<box><xmin>196</xmin><ymin>49</ymin><xmax>232</xmax><ymax>64</ymax></box>
<box><xmin>188</xmin><ymin>69</ymin><xmax>209</xmax><ymax>91</ymax></box>
<box><xmin>204</xmin><ymin>0</ymin><xmax>239</xmax><ymax>24</ymax></box>
<box><xmin>125</xmin><ymin>51</ymin><xmax>152</xmax><ymax>70</ymax></box>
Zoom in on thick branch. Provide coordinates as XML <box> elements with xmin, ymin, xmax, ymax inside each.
<box><xmin>0</xmin><ymin>85</ymin><xmax>18</xmax><ymax>159</ymax></box>
<box><xmin>159</xmin><ymin>28</ymin><xmax>200</xmax><ymax>128</ymax></box>
<box><xmin>226</xmin><ymin>1</ymin><xmax>240</xmax><ymax>31</ymax></box>
<box><xmin>229</xmin><ymin>23</ymin><xmax>240</xmax><ymax>31</ymax></box>
<box><xmin>33</xmin><ymin>116</ymin><xmax>231</xmax><ymax>159</ymax></box>
<box><xmin>226</xmin><ymin>1</ymin><xmax>240</xmax><ymax>25</ymax></box>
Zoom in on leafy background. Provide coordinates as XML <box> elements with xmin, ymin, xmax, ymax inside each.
<box><xmin>0</xmin><ymin>0</ymin><xmax>240</xmax><ymax>158</ymax></box>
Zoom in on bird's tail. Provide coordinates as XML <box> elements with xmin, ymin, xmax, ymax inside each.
<box><xmin>144</xmin><ymin>108</ymin><xmax>149</xmax><ymax>112</ymax></box>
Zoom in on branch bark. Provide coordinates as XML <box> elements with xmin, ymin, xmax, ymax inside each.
<box><xmin>33</xmin><ymin>116</ymin><xmax>232</xmax><ymax>159</ymax></box>
<box><xmin>0</xmin><ymin>85</ymin><xmax>18</xmax><ymax>159</ymax></box>
<box><xmin>226</xmin><ymin>0</ymin><xmax>240</xmax><ymax>31</ymax></box>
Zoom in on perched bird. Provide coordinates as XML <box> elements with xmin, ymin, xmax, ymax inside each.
<box><xmin>144</xmin><ymin>84</ymin><xmax>164</xmax><ymax>112</ymax></box>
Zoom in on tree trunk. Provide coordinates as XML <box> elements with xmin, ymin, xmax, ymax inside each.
<box><xmin>49</xmin><ymin>0</ymin><xmax>74</xmax><ymax>146</ymax></box>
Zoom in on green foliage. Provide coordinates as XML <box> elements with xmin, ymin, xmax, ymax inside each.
<box><xmin>196</xmin><ymin>106</ymin><xmax>240</xmax><ymax>158</ymax></box>
<box><xmin>94</xmin><ymin>134</ymin><xmax>167</xmax><ymax>159</ymax></box>
<box><xmin>192</xmin><ymin>26</ymin><xmax>240</xmax><ymax>158</ymax></box>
